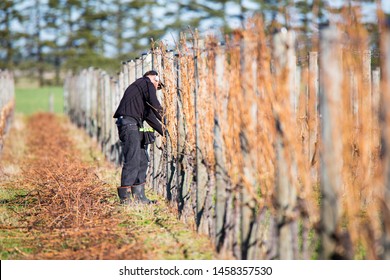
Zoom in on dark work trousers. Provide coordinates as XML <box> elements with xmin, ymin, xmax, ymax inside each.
<box><xmin>116</xmin><ymin>117</ymin><xmax>149</xmax><ymax>187</ymax></box>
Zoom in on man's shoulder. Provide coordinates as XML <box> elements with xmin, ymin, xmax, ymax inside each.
<box><xmin>135</xmin><ymin>77</ymin><xmax>151</xmax><ymax>83</ymax></box>
<box><xmin>127</xmin><ymin>78</ymin><xmax>146</xmax><ymax>89</ymax></box>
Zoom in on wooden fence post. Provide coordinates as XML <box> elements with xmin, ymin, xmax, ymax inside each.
<box><xmin>63</xmin><ymin>71</ymin><xmax>70</xmax><ymax>115</ymax></box>
<box><xmin>194</xmin><ymin>38</ymin><xmax>209</xmax><ymax>233</ymax></box>
<box><xmin>155</xmin><ymin>50</ymin><xmax>166</xmax><ymax>195</ymax></box>
<box><xmin>308</xmin><ymin>52</ymin><xmax>319</xmax><ymax>175</ymax></box>
<box><xmin>135</xmin><ymin>58</ymin><xmax>142</xmax><ymax>79</ymax></box>
<box><xmin>163</xmin><ymin>50</ymin><xmax>177</xmax><ymax>203</ymax></box>
<box><xmin>380</xmin><ymin>18</ymin><xmax>390</xmax><ymax>260</ymax></box>
<box><xmin>362</xmin><ymin>50</ymin><xmax>373</xmax><ymax>180</ymax></box>
<box><xmin>175</xmin><ymin>52</ymin><xmax>185</xmax><ymax>216</ymax></box>
<box><xmin>273</xmin><ymin>29</ymin><xmax>298</xmax><ymax>260</ymax></box>
<box><xmin>0</xmin><ymin>70</ymin><xmax>15</xmax><ymax>154</ymax></box>
<box><xmin>123</xmin><ymin>61</ymin><xmax>129</xmax><ymax>89</ymax></box>
<box><xmin>372</xmin><ymin>68</ymin><xmax>380</xmax><ymax>151</ymax></box>
<box><xmin>91</xmin><ymin>69</ymin><xmax>98</xmax><ymax>141</ymax></box>
<box><xmin>175</xmin><ymin>48</ymin><xmax>192</xmax><ymax>221</ymax></box>
<box><xmin>103</xmin><ymin>72</ymin><xmax>111</xmax><ymax>158</ymax></box>
<box><xmin>143</xmin><ymin>52</ymin><xmax>152</xmax><ymax>72</ymax></box>
<box><xmin>319</xmin><ymin>24</ymin><xmax>344</xmax><ymax>259</ymax></box>
<box><xmin>141</xmin><ymin>52</ymin><xmax>156</xmax><ymax>190</ymax></box>
<box><xmin>238</xmin><ymin>37</ymin><xmax>258</xmax><ymax>259</ymax></box>
<box><xmin>109</xmin><ymin>77</ymin><xmax>117</xmax><ymax>162</ymax></box>
<box><xmin>214</xmin><ymin>44</ymin><xmax>230</xmax><ymax>254</ymax></box>
<box><xmin>110</xmin><ymin>72</ymin><xmax>119</xmax><ymax>165</ymax></box>
<box><xmin>96</xmin><ymin>71</ymin><xmax>103</xmax><ymax>143</ymax></box>
<box><xmin>129</xmin><ymin>60</ymin><xmax>136</xmax><ymax>84</ymax></box>
<box><xmin>85</xmin><ymin>67</ymin><xmax>92</xmax><ymax>135</ymax></box>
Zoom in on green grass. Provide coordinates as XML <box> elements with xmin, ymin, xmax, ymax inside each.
<box><xmin>15</xmin><ymin>87</ymin><xmax>64</xmax><ymax>115</ymax></box>
<box><xmin>0</xmin><ymin>187</ymin><xmax>34</xmax><ymax>260</ymax></box>
<box><xmin>0</xmin><ymin>230</ymin><xmax>34</xmax><ymax>259</ymax></box>
<box><xmin>124</xmin><ymin>203</ymin><xmax>215</xmax><ymax>260</ymax></box>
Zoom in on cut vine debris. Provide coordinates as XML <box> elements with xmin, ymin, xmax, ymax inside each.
<box><xmin>0</xmin><ymin>113</ymin><xmax>216</xmax><ymax>260</ymax></box>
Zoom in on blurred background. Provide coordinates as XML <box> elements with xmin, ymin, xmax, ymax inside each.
<box><xmin>1</xmin><ymin>0</ymin><xmax>389</xmax><ymax>89</ymax></box>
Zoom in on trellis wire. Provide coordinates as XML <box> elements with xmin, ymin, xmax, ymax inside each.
<box><xmin>64</xmin><ymin>17</ymin><xmax>390</xmax><ymax>259</ymax></box>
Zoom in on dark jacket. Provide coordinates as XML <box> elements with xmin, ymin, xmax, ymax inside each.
<box><xmin>113</xmin><ymin>77</ymin><xmax>163</xmax><ymax>135</ymax></box>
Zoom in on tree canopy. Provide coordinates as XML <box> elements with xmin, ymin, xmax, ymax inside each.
<box><xmin>0</xmin><ymin>0</ymin><xmax>385</xmax><ymax>86</ymax></box>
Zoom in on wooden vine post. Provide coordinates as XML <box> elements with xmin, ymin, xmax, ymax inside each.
<box><xmin>319</xmin><ymin>24</ymin><xmax>344</xmax><ymax>259</ymax></box>
<box><xmin>380</xmin><ymin>17</ymin><xmax>390</xmax><ymax>260</ymax></box>
<box><xmin>272</xmin><ymin>29</ymin><xmax>298</xmax><ymax>260</ymax></box>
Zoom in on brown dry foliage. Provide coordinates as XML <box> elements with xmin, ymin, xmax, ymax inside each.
<box><xmin>0</xmin><ymin>100</ymin><xmax>14</xmax><ymax>148</ymax></box>
<box><xmin>6</xmin><ymin>113</ymin><xmax>145</xmax><ymax>259</ymax></box>
<box><xmin>60</xmin><ymin>8</ymin><xmax>389</xmax><ymax>258</ymax></box>
<box><xmin>156</xmin><ymin>12</ymin><xmax>386</xmax><ymax>257</ymax></box>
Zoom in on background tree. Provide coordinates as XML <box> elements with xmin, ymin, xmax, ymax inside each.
<box><xmin>0</xmin><ymin>0</ymin><xmax>25</xmax><ymax>70</ymax></box>
<box><xmin>0</xmin><ymin>0</ymin><xmax>385</xmax><ymax>86</ymax></box>
<box><xmin>45</xmin><ymin>0</ymin><xmax>64</xmax><ymax>85</ymax></box>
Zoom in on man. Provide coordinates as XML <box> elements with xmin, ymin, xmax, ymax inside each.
<box><xmin>113</xmin><ymin>70</ymin><xmax>164</xmax><ymax>204</ymax></box>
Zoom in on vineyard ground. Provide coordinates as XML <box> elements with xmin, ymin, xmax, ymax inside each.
<box><xmin>0</xmin><ymin>113</ymin><xmax>216</xmax><ymax>260</ymax></box>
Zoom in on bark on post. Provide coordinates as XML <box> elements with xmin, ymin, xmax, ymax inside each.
<box><xmin>85</xmin><ymin>68</ymin><xmax>92</xmax><ymax>134</ymax></box>
<box><xmin>79</xmin><ymin>70</ymin><xmax>86</xmax><ymax>128</ymax></box>
<box><xmin>103</xmin><ymin>73</ymin><xmax>111</xmax><ymax>159</ymax></box>
<box><xmin>0</xmin><ymin>70</ymin><xmax>15</xmax><ymax>152</ymax></box>
<box><xmin>194</xmin><ymin>38</ymin><xmax>209</xmax><ymax>233</ymax></box>
<box><xmin>97</xmin><ymin>72</ymin><xmax>104</xmax><ymax>150</ymax></box>
<box><xmin>372</xmin><ymin>68</ymin><xmax>380</xmax><ymax>150</ymax></box>
<box><xmin>118</xmin><ymin>71</ymin><xmax>125</xmax><ymax>104</ymax></box>
<box><xmin>91</xmin><ymin>69</ymin><xmax>98</xmax><ymax>141</ymax></box>
<box><xmin>273</xmin><ymin>30</ymin><xmax>298</xmax><ymax>260</ymax></box>
<box><xmin>163</xmin><ymin>50</ymin><xmax>177</xmax><ymax>203</ymax></box>
<box><xmin>308</xmin><ymin>52</ymin><xmax>319</xmax><ymax>189</ymax></box>
<box><xmin>176</xmin><ymin>45</ymin><xmax>191</xmax><ymax>221</ymax></box>
<box><xmin>135</xmin><ymin>58</ymin><xmax>142</xmax><ymax>79</ymax></box>
<box><xmin>109</xmin><ymin>77</ymin><xmax>116</xmax><ymax>162</ymax></box>
<box><xmin>141</xmin><ymin>52</ymin><xmax>156</xmax><ymax>190</ymax></box>
<box><xmin>114</xmin><ymin>72</ymin><xmax>123</xmax><ymax>164</ymax></box>
<box><xmin>291</xmin><ymin>55</ymin><xmax>299</xmax><ymax>116</ymax></box>
<box><xmin>151</xmin><ymin>51</ymin><xmax>165</xmax><ymax>194</ymax></box>
<box><xmin>63</xmin><ymin>72</ymin><xmax>70</xmax><ymax>115</ymax></box>
<box><xmin>122</xmin><ymin>62</ymin><xmax>128</xmax><ymax>90</ymax></box>
<box><xmin>143</xmin><ymin>52</ymin><xmax>152</xmax><ymax>73</ymax></box>
<box><xmin>319</xmin><ymin>25</ymin><xmax>343</xmax><ymax>260</ymax></box>
<box><xmin>380</xmin><ymin>18</ymin><xmax>390</xmax><ymax>260</ymax></box>
<box><xmin>97</xmin><ymin>71</ymin><xmax>104</xmax><ymax>143</ymax></box>
<box><xmin>214</xmin><ymin>45</ymin><xmax>229</xmax><ymax>253</ymax></box>
<box><xmin>362</xmin><ymin>50</ymin><xmax>373</xmax><ymax>177</ymax></box>
<box><xmin>239</xmin><ymin>37</ymin><xmax>258</xmax><ymax>259</ymax></box>
<box><xmin>175</xmin><ymin>52</ymin><xmax>183</xmax><ymax>212</ymax></box>
<box><xmin>129</xmin><ymin>60</ymin><xmax>136</xmax><ymax>84</ymax></box>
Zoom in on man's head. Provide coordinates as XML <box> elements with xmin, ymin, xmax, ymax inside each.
<box><xmin>143</xmin><ymin>70</ymin><xmax>164</xmax><ymax>90</ymax></box>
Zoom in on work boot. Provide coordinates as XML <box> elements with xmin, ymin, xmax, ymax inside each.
<box><xmin>117</xmin><ymin>186</ymin><xmax>132</xmax><ymax>205</ymax></box>
<box><xmin>131</xmin><ymin>184</ymin><xmax>157</xmax><ymax>204</ymax></box>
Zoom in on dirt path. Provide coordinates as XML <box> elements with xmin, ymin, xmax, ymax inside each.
<box><xmin>0</xmin><ymin>113</ymin><xmax>216</xmax><ymax>260</ymax></box>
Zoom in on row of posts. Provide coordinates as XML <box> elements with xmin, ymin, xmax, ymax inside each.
<box><xmin>64</xmin><ymin>22</ymin><xmax>390</xmax><ymax>259</ymax></box>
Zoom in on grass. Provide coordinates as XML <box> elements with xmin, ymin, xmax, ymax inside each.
<box><xmin>123</xmin><ymin>203</ymin><xmax>215</xmax><ymax>260</ymax></box>
<box><xmin>0</xmin><ymin>114</ymin><xmax>218</xmax><ymax>260</ymax></box>
<box><xmin>0</xmin><ymin>229</ymin><xmax>35</xmax><ymax>259</ymax></box>
<box><xmin>0</xmin><ymin>187</ymin><xmax>33</xmax><ymax>259</ymax></box>
<box><xmin>15</xmin><ymin>87</ymin><xmax>64</xmax><ymax>115</ymax></box>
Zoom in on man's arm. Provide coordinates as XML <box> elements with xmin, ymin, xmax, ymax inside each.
<box><xmin>144</xmin><ymin>108</ymin><xmax>163</xmax><ymax>136</ymax></box>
